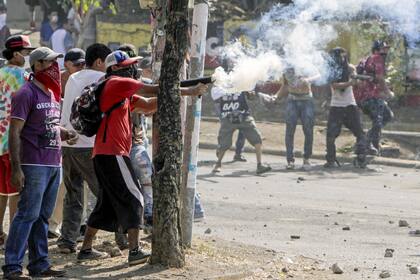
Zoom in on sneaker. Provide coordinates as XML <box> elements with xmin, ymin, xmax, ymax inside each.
<box><xmin>77</xmin><ymin>248</ymin><xmax>108</xmax><ymax>262</ymax></box>
<box><xmin>3</xmin><ymin>272</ymin><xmax>31</xmax><ymax>280</ymax></box>
<box><xmin>212</xmin><ymin>163</ymin><xmax>222</xmax><ymax>173</ymax></box>
<box><xmin>48</xmin><ymin>230</ymin><xmax>60</xmax><ymax>239</ymax></box>
<box><xmin>367</xmin><ymin>145</ymin><xmax>379</xmax><ymax>156</ymax></box>
<box><xmin>128</xmin><ymin>247</ymin><xmax>150</xmax><ymax>266</ymax></box>
<box><xmin>286</xmin><ymin>161</ymin><xmax>295</xmax><ymax>170</ymax></box>
<box><xmin>354</xmin><ymin>155</ymin><xmax>367</xmax><ymax>169</ymax></box>
<box><xmin>256</xmin><ymin>164</ymin><xmax>272</xmax><ymax>175</ymax></box>
<box><xmin>233</xmin><ymin>154</ymin><xmax>247</xmax><ymax>162</ymax></box>
<box><xmin>302</xmin><ymin>159</ymin><xmax>312</xmax><ymax>171</ymax></box>
<box><xmin>324</xmin><ymin>160</ymin><xmax>340</xmax><ymax>168</ymax></box>
<box><xmin>57</xmin><ymin>244</ymin><xmax>76</xmax><ymax>254</ymax></box>
<box><xmin>29</xmin><ymin>267</ymin><xmax>66</xmax><ymax>278</ymax></box>
<box><xmin>194</xmin><ymin>211</ymin><xmax>205</xmax><ymax>222</ymax></box>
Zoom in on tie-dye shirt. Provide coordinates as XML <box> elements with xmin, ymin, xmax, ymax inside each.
<box><xmin>0</xmin><ymin>65</ymin><xmax>29</xmax><ymax>156</ymax></box>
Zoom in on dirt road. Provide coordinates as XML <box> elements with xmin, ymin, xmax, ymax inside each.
<box><xmin>194</xmin><ymin>149</ymin><xmax>420</xmax><ymax>279</ymax></box>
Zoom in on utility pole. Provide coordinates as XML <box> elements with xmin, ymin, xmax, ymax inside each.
<box><xmin>180</xmin><ymin>0</ymin><xmax>209</xmax><ymax>247</ymax></box>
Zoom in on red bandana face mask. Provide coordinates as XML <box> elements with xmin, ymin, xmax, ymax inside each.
<box><xmin>34</xmin><ymin>61</ymin><xmax>61</xmax><ymax>102</ymax></box>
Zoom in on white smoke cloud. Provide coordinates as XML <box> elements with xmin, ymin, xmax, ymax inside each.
<box><xmin>212</xmin><ymin>0</ymin><xmax>420</xmax><ymax>92</ymax></box>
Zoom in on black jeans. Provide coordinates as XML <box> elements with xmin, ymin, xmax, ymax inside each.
<box><xmin>361</xmin><ymin>98</ymin><xmax>393</xmax><ymax>150</ymax></box>
<box><xmin>326</xmin><ymin>105</ymin><xmax>366</xmax><ymax>162</ymax></box>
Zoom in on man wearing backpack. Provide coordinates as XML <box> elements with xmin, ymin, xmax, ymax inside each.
<box><xmin>57</xmin><ymin>43</ymin><xmax>113</xmax><ymax>255</ymax></box>
<box><xmin>3</xmin><ymin>47</ymin><xmax>78</xmax><ymax>280</ymax></box>
<box><xmin>354</xmin><ymin>40</ymin><xmax>394</xmax><ymax>155</ymax></box>
<box><xmin>77</xmin><ymin>50</ymin><xmax>208</xmax><ymax>266</ymax></box>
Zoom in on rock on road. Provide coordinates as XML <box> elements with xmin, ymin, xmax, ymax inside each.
<box><xmin>193</xmin><ymin>149</ymin><xmax>420</xmax><ymax>279</ymax></box>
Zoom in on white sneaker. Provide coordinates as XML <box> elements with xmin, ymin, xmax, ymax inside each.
<box><xmin>286</xmin><ymin>161</ymin><xmax>295</xmax><ymax>170</ymax></box>
<box><xmin>302</xmin><ymin>159</ymin><xmax>311</xmax><ymax>171</ymax></box>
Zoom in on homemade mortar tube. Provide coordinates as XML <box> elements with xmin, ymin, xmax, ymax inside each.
<box><xmin>180</xmin><ymin>76</ymin><xmax>213</xmax><ymax>87</ymax></box>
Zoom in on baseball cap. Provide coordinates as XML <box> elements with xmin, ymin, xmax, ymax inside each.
<box><xmin>29</xmin><ymin>47</ymin><xmax>64</xmax><ymax>66</ymax></box>
<box><xmin>5</xmin><ymin>35</ymin><xmax>36</xmax><ymax>52</ymax></box>
<box><xmin>64</xmin><ymin>48</ymin><xmax>86</xmax><ymax>64</ymax></box>
<box><xmin>105</xmin><ymin>50</ymin><xmax>143</xmax><ymax>69</ymax></box>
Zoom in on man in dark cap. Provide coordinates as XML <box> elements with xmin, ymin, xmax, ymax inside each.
<box><xmin>61</xmin><ymin>48</ymin><xmax>86</xmax><ymax>96</ymax></box>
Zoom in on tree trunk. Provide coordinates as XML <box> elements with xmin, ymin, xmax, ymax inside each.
<box><xmin>151</xmin><ymin>0</ymin><xmax>189</xmax><ymax>268</ymax></box>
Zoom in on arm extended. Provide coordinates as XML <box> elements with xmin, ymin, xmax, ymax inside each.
<box><xmin>131</xmin><ymin>96</ymin><xmax>158</xmax><ymax>114</ymax></box>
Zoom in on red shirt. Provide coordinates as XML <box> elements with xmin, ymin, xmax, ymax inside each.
<box><xmin>93</xmin><ymin>76</ymin><xmax>143</xmax><ymax>157</ymax></box>
<box><xmin>354</xmin><ymin>54</ymin><xmax>386</xmax><ymax>103</ymax></box>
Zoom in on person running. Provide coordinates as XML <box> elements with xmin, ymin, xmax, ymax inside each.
<box><xmin>325</xmin><ymin>47</ymin><xmax>367</xmax><ymax>168</ymax></box>
<box><xmin>211</xmin><ymin>86</ymin><xmax>271</xmax><ymax>175</ymax></box>
<box><xmin>275</xmin><ymin>67</ymin><xmax>318</xmax><ymax>170</ymax></box>
<box><xmin>3</xmin><ymin>47</ymin><xmax>78</xmax><ymax>280</ymax></box>
<box><xmin>354</xmin><ymin>40</ymin><xmax>394</xmax><ymax>156</ymax></box>
<box><xmin>0</xmin><ymin>35</ymin><xmax>34</xmax><ymax>249</ymax></box>
<box><xmin>57</xmin><ymin>43</ymin><xmax>113</xmax><ymax>254</ymax></box>
<box><xmin>78</xmin><ymin>50</ymin><xmax>207</xmax><ymax>266</ymax></box>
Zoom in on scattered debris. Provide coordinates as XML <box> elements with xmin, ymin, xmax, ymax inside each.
<box><xmin>110</xmin><ymin>248</ymin><xmax>122</xmax><ymax>257</ymax></box>
<box><xmin>205</xmin><ymin>228</ymin><xmax>212</xmax><ymax>234</ymax></box>
<box><xmin>102</xmin><ymin>240</ymin><xmax>112</xmax><ymax>246</ymax></box>
<box><xmin>409</xmin><ymin>230</ymin><xmax>420</xmax><ymax>236</ymax></box>
<box><xmin>379</xmin><ymin>270</ymin><xmax>391</xmax><ymax>278</ymax></box>
<box><xmin>331</xmin><ymin>263</ymin><xmax>343</xmax><ymax>274</ymax></box>
<box><xmin>384</xmin><ymin>248</ymin><xmax>394</xmax><ymax>258</ymax></box>
<box><xmin>409</xmin><ymin>266</ymin><xmax>419</xmax><ymax>274</ymax></box>
<box><xmin>399</xmin><ymin>220</ymin><xmax>409</xmax><ymax>227</ymax></box>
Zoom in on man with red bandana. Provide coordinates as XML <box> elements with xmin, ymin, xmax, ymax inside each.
<box><xmin>2</xmin><ymin>47</ymin><xmax>78</xmax><ymax>280</ymax></box>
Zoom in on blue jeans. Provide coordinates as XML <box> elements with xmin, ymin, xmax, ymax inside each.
<box><xmin>285</xmin><ymin>98</ymin><xmax>315</xmax><ymax>162</ymax></box>
<box><xmin>2</xmin><ymin>165</ymin><xmax>60</xmax><ymax>276</ymax></box>
<box><xmin>130</xmin><ymin>144</ymin><xmax>153</xmax><ymax>218</ymax></box>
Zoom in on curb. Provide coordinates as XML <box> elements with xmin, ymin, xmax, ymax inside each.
<box><xmin>198</xmin><ymin>142</ymin><xmax>420</xmax><ymax>169</ymax></box>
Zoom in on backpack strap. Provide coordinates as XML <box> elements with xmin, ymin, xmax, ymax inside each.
<box><xmin>102</xmin><ymin>99</ymin><xmax>127</xmax><ymax>143</ymax></box>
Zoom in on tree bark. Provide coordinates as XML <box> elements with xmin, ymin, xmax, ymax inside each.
<box><xmin>151</xmin><ymin>0</ymin><xmax>189</xmax><ymax>268</ymax></box>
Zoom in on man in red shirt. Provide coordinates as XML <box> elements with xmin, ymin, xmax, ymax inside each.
<box><xmin>77</xmin><ymin>50</ymin><xmax>207</xmax><ymax>266</ymax></box>
<box><xmin>354</xmin><ymin>40</ymin><xmax>394</xmax><ymax>155</ymax></box>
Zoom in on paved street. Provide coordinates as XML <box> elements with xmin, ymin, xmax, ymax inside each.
<box><xmin>193</xmin><ymin>149</ymin><xmax>420</xmax><ymax>279</ymax></box>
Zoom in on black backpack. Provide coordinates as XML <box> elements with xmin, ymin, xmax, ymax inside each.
<box><xmin>70</xmin><ymin>79</ymin><xmax>126</xmax><ymax>141</ymax></box>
